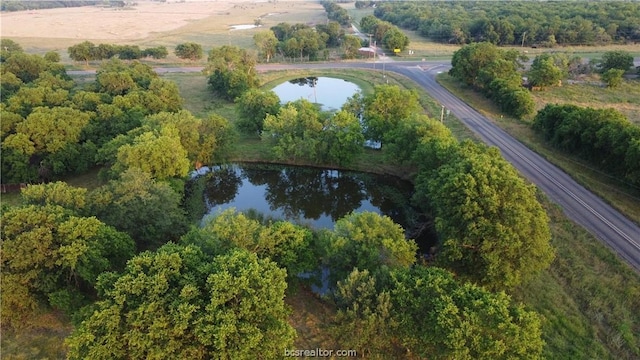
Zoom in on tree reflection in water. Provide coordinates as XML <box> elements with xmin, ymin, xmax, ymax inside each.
<box><xmin>201</xmin><ymin>163</ymin><xmax>413</xmax><ymax>226</ymax></box>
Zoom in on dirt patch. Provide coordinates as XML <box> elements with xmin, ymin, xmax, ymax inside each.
<box><xmin>1</xmin><ymin>0</ymin><xmax>251</xmax><ymax>41</ymax></box>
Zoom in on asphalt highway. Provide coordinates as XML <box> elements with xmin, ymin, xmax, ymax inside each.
<box><xmin>68</xmin><ymin>60</ymin><xmax>640</xmax><ymax>271</ymax></box>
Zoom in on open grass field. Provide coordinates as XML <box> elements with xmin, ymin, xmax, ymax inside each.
<box><xmin>531</xmin><ymin>80</ymin><xmax>640</xmax><ymax>125</ymax></box>
<box><xmin>437</xmin><ymin>73</ymin><xmax>640</xmax><ymax>227</ymax></box>
<box><xmin>1</xmin><ymin>0</ymin><xmax>328</xmax><ymax>63</ymax></box>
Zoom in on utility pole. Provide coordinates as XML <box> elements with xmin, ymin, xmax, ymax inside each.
<box><xmin>440</xmin><ymin>105</ymin><xmax>445</xmax><ymax>123</ymax></box>
<box><xmin>521</xmin><ymin>31</ymin><xmax>527</xmax><ymax>47</ymax></box>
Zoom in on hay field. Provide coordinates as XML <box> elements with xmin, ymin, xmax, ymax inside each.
<box><xmin>0</xmin><ymin>0</ymin><xmax>326</xmax><ymax>53</ymax></box>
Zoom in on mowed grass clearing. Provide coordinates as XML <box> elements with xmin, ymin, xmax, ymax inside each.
<box><xmin>531</xmin><ymin>79</ymin><xmax>640</xmax><ymax>125</ymax></box>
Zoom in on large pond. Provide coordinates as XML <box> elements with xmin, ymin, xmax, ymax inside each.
<box><xmin>271</xmin><ymin>77</ymin><xmax>361</xmax><ymax>111</ymax></box>
<box><xmin>194</xmin><ymin>163</ymin><xmax>435</xmax><ymax>250</ymax></box>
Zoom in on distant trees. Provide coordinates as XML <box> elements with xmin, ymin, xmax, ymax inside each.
<box><xmin>341</xmin><ymin>35</ymin><xmax>362</xmax><ymax>59</ymax></box>
<box><xmin>174</xmin><ymin>42</ymin><xmax>203</xmax><ymax>61</ymax></box>
<box><xmin>528</xmin><ymin>53</ymin><xmax>567</xmax><ymax>88</ymax></box>
<box><xmin>253</xmin><ymin>30</ymin><xmax>278</xmax><ymax>63</ymax></box>
<box><xmin>599</xmin><ymin>50</ymin><xmax>634</xmax><ymax>72</ymax></box>
<box><xmin>450</xmin><ymin>42</ymin><xmax>534</xmax><ymax>118</ymax></box>
<box><xmin>68</xmin><ymin>41</ymin><xmax>168</xmax><ymax>64</ymax></box>
<box><xmin>373</xmin><ymin>1</ymin><xmax>640</xmax><ymax>46</ymax></box>
<box><xmin>359</xmin><ymin>15</ymin><xmax>409</xmax><ymax>52</ymax></box>
<box><xmin>206</xmin><ymin>45</ymin><xmax>259</xmax><ymax>100</ymax></box>
<box><xmin>533</xmin><ymin>104</ymin><xmax>640</xmax><ymax>187</ymax></box>
<box><xmin>321</xmin><ymin>1</ymin><xmax>351</xmax><ymax>26</ymax></box>
<box><xmin>601</xmin><ymin>68</ymin><xmax>624</xmax><ymax>88</ymax></box>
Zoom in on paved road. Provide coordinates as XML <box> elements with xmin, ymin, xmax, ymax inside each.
<box><xmin>68</xmin><ymin>60</ymin><xmax>640</xmax><ymax>271</ymax></box>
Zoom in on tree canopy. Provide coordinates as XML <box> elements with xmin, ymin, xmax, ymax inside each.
<box><xmin>66</xmin><ymin>244</ymin><xmax>295</xmax><ymax>360</ymax></box>
<box><xmin>372</xmin><ymin>1</ymin><xmax>640</xmax><ymax>46</ymax></box>
<box><xmin>416</xmin><ymin>141</ymin><xmax>554</xmax><ymax>289</ymax></box>
<box><xmin>206</xmin><ymin>46</ymin><xmax>259</xmax><ymax>100</ymax></box>
<box><xmin>1</xmin><ymin>204</ymin><xmax>134</xmax><ymax>326</ymax></box>
<box><xmin>174</xmin><ymin>42</ymin><xmax>203</xmax><ymax>61</ymax></box>
<box><xmin>87</xmin><ymin>168</ymin><xmax>189</xmax><ymax>251</ymax></box>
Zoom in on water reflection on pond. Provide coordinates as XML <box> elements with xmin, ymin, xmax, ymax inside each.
<box><xmin>271</xmin><ymin>77</ymin><xmax>361</xmax><ymax>111</ymax></box>
<box><xmin>197</xmin><ymin>163</ymin><xmax>427</xmax><ymax>238</ymax></box>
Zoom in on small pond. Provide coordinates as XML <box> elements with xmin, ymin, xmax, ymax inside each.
<box><xmin>271</xmin><ymin>77</ymin><xmax>361</xmax><ymax>111</ymax></box>
<box><xmin>194</xmin><ymin>163</ymin><xmax>436</xmax><ymax>250</ymax></box>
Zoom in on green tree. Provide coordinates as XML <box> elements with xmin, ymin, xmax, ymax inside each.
<box><xmin>65</xmin><ymin>245</ymin><xmax>295</xmax><ymax>360</ymax></box>
<box><xmin>321</xmin><ymin>110</ymin><xmax>365</xmax><ymax>166</ymax></box>
<box><xmin>341</xmin><ymin>35</ymin><xmax>362</xmax><ymax>59</ymax></box>
<box><xmin>360</xmin><ymin>15</ymin><xmax>380</xmax><ymax>35</ymax></box>
<box><xmin>21</xmin><ymin>181</ymin><xmax>87</xmax><ymax>211</ymax></box>
<box><xmin>12</xmin><ymin>106</ymin><xmax>90</xmax><ymax>154</ymax></box>
<box><xmin>362</xmin><ymin>85</ymin><xmax>422</xmax><ymax>143</ymax></box>
<box><xmin>1</xmin><ymin>205</ymin><xmax>134</xmax><ymax>327</ymax></box>
<box><xmin>383</xmin><ymin>114</ymin><xmax>454</xmax><ymax>165</ymax></box>
<box><xmin>389</xmin><ymin>266</ymin><xmax>545</xmax><ymax>359</ymax></box>
<box><xmin>2</xmin><ymin>52</ymin><xmax>49</xmax><ymax>83</ymax></box>
<box><xmin>418</xmin><ymin>141</ymin><xmax>554</xmax><ymax>289</ymax></box>
<box><xmin>321</xmin><ymin>211</ymin><xmax>418</xmax><ymax>285</ymax></box>
<box><xmin>600</xmin><ymin>50</ymin><xmax>633</xmax><ymax>72</ymax></box>
<box><xmin>183</xmin><ymin>208</ymin><xmax>315</xmax><ymax>278</ymax></box>
<box><xmin>206</xmin><ymin>45</ymin><xmax>259</xmax><ymax>101</ymax></box>
<box><xmin>382</xmin><ymin>27</ymin><xmax>409</xmax><ymax>52</ymax></box>
<box><xmin>113</xmin><ymin>127</ymin><xmax>190</xmax><ymax>180</ymax></box>
<box><xmin>262</xmin><ymin>99</ymin><xmax>324</xmax><ymax>162</ymax></box>
<box><xmin>333</xmin><ymin>269</ymin><xmax>397</xmax><ymax>357</ymax></box>
<box><xmin>528</xmin><ymin>53</ymin><xmax>565</xmax><ymax>87</ymax></box>
<box><xmin>253</xmin><ymin>30</ymin><xmax>278</xmax><ymax>62</ymax></box>
<box><xmin>88</xmin><ymin>168</ymin><xmax>189</xmax><ymax>251</ymax></box>
<box><xmin>142</xmin><ymin>46</ymin><xmax>169</xmax><ymax>59</ymax></box>
<box><xmin>601</xmin><ymin>68</ymin><xmax>624</xmax><ymax>88</ymax></box>
<box><xmin>316</xmin><ymin>21</ymin><xmax>344</xmax><ymax>47</ymax></box>
<box><xmin>235</xmin><ymin>88</ymin><xmax>281</xmax><ymax>134</ymax></box>
<box><xmin>0</xmin><ymin>38</ymin><xmax>23</xmax><ymax>62</ymax></box>
<box><xmin>68</xmin><ymin>41</ymin><xmax>96</xmax><ymax>65</ymax></box>
<box><xmin>174</xmin><ymin>42</ymin><xmax>203</xmax><ymax>61</ymax></box>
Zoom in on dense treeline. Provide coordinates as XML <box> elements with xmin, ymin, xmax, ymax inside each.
<box><xmin>1</xmin><ymin>1</ymin><xmax>124</xmax><ymax>12</ymax></box>
<box><xmin>1</xmin><ymin>50</ymin><xmax>193</xmax><ymax>184</ymax></box>
<box><xmin>254</xmin><ymin>21</ymin><xmax>363</xmax><ymax>62</ymax></box>
<box><xmin>322</xmin><ymin>0</ymin><xmax>351</xmax><ymax>26</ymax></box>
<box><xmin>373</xmin><ymin>1</ymin><xmax>640</xmax><ymax>46</ymax></box>
<box><xmin>360</xmin><ymin>14</ymin><xmax>410</xmax><ymax>52</ymax></box>
<box><xmin>68</xmin><ymin>41</ymin><xmax>168</xmax><ymax>65</ymax></box>
<box><xmin>533</xmin><ymin>104</ymin><xmax>640</xmax><ymax>187</ymax></box>
<box><xmin>450</xmin><ymin>42</ymin><xmax>534</xmax><ymax>118</ymax></box>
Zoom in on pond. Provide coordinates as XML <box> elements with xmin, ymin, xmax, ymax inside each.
<box><xmin>194</xmin><ymin>163</ymin><xmax>436</xmax><ymax>251</ymax></box>
<box><xmin>271</xmin><ymin>77</ymin><xmax>361</xmax><ymax>111</ymax></box>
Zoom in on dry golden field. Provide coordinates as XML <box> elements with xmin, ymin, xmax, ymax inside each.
<box><xmin>0</xmin><ymin>0</ymin><xmax>327</xmax><ymax>53</ymax></box>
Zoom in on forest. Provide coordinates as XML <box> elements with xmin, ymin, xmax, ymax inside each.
<box><xmin>372</xmin><ymin>1</ymin><xmax>640</xmax><ymax>46</ymax></box>
<box><xmin>0</xmin><ymin>1</ymin><xmax>125</xmax><ymax>12</ymax></box>
<box><xmin>0</xmin><ymin>39</ymin><xmax>560</xmax><ymax>358</ymax></box>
